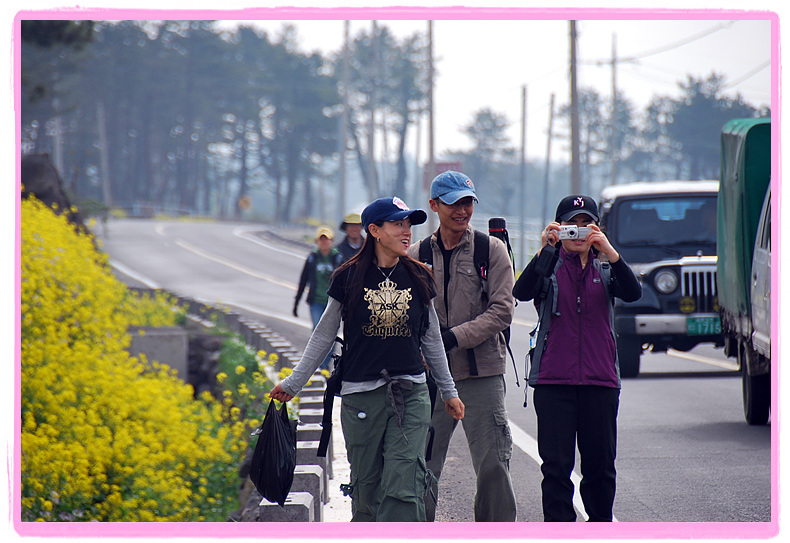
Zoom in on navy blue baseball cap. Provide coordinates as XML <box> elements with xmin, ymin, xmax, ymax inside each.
<box><xmin>430</xmin><ymin>171</ymin><xmax>478</xmax><ymax>204</ymax></box>
<box><xmin>555</xmin><ymin>195</ymin><xmax>599</xmax><ymax>222</ymax></box>
<box><xmin>361</xmin><ymin>197</ymin><xmax>427</xmax><ymax>229</ymax></box>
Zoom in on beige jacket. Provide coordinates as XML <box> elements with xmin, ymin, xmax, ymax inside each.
<box><xmin>408</xmin><ymin>226</ymin><xmax>515</xmax><ymax>380</ymax></box>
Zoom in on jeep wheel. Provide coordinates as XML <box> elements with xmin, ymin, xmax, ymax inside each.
<box><xmin>741</xmin><ymin>345</ymin><xmax>770</xmax><ymax>425</ymax></box>
<box><xmin>617</xmin><ymin>337</ymin><xmax>643</xmax><ymax>378</ymax></box>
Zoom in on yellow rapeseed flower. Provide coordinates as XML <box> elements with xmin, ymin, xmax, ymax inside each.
<box><xmin>21</xmin><ymin>197</ymin><xmax>250</xmax><ymax>522</ymax></box>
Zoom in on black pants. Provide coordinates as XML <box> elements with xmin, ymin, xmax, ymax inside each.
<box><xmin>533</xmin><ymin>385</ymin><xmax>620</xmax><ymax>522</ymax></box>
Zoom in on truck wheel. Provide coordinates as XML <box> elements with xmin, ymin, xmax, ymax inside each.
<box><xmin>617</xmin><ymin>338</ymin><xmax>642</xmax><ymax>378</ymax></box>
<box><xmin>741</xmin><ymin>345</ymin><xmax>770</xmax><ymax>425</ymax></box>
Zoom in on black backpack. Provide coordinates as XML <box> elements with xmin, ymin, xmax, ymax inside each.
<box><xmin>417</xmin><ymin>225</ymin><xmax>519</xmax><ymax>385</ymax></box>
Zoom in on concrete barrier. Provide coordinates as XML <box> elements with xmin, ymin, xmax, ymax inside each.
<box><xmin>292</xmin><ymin>465</ymin><xmax>326</xmax><ymax>520</ymax></box>
<box><xmin>128</xmin><ymin>325</ymin><xmax>189</xmax><ymax>378</ymax></box>
<box><xmin>259</xmin><ymin>492</ymin><xmax>314</xmax><ymax>522</ymax></box>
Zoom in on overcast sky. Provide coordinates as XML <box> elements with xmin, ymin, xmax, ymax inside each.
<box><xmin>10</xmin><ymin>2</ymin><xmax>777</xmax><ymax>166</ymax></box>
<box><xmin>217</xmin><ymin>16</ymin><xmax>773</xmax><ymax>163</ymax></box>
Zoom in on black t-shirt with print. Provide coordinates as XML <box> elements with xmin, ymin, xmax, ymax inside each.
<box><xmin>328</xmin><ymin>262</ymin><xmax>435</xmax><ymax>382</ymax></box>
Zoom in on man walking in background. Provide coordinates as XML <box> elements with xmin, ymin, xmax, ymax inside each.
<box><xmin>294</xmin><ymin>226</ymin><xmax>344</xmax><ymax>370</ymax></box>
<box><xmin>408</xmin><ymin>170</ymin><xmax>517</xmax><ymax>522</ymax></box>
<box><xmin>336</xmin><ymin>212</ymin><xmax>364</xmax><ymax>262</ymax></box>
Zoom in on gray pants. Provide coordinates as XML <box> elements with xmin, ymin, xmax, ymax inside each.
<box><xmin>424</xmin><ymin>374</ymin><xmax>517</xmax><ymax>521</ymax></box>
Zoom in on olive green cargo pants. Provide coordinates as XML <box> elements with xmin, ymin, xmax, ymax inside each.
<box><xmin>340</xmin><ymin>381</ymin><xmax>432</xmax><ymax>522</ymax></box>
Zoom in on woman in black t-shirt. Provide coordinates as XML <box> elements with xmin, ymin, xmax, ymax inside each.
<box><xmin>271</xmin><ymin>197</ymin><xmax>464</xmax><ymax>522</ymax></box>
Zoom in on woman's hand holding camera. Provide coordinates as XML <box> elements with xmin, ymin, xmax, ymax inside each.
<box><xmin>541</xmin><ymin>223</ymin><xmax>620</xmax><ymax>263</ymax></box>
<box><xmin>585</xmin><ymin>225</ymin><xmax>620</xmax><ymax>263</ymax></box>
<box><xmin>542</xmin><ymin>222</ymin><xmax>561</xmax><ymax>249</ymax></box>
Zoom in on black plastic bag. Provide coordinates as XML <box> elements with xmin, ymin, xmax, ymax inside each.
<box><xmin>249</xmin><ymin>400</ymin><xmax>297</xmax><ymax>506</ymax></box>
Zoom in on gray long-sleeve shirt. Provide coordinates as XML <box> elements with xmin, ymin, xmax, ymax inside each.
<box><xmin>280</xmin><ymin>297</ymin><xmax>459</xmax><ymax>402</ymax></box>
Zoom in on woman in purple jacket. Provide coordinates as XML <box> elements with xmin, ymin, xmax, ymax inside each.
<box><xmin>513</xmin><ymin>195</ymin><xmax>641</xmax><ymax>522</ymax></box>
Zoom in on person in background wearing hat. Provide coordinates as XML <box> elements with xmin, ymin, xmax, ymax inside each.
<box><xmin>512</xmin><ymin>195</ymin><xmax>641</xmax><ymax>522</ymax></box>
<box><xmin>408</xmin><ymin>171</ymin><xmax>517</xmax><ymax>522</ymax></box>
<box><xmin>294</xmin><ymin>226</ymin><xmax>345</xmax><ymax>369</ymax></box>
<box><xmin>337</xmin><ymin>212</ymin><xmax>365</xmax><ymax>262</ymax></box>
<box><xmin>271</xmin><ymin>197</ymin><xmax>465</xmax><ymax>522</ymax></box>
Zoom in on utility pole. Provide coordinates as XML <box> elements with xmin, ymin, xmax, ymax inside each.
<box><xmin>427</xmin><ymin>20</ymin><xmax>436</xmax><ymax>233</ymax></box>
<box><xmin>610</xmin><ymin>32</ymin><xmax>618</xmax><ymax>186</ymax></box>
<box><xmin>569</xmin><ymin>21</ymin><xmax>581</xmax><ymax>194</ymax></box>
<box><xmin>97</xmin><ymin>102</ymin><xmax>112</xmax><ymax>207</ymax></box>
<box><xmin>543</xmin><ymin>93</ymin><xmax>555</xmax><ymax>226</ymax></box>
<box><xmin>368</xmin><ymin>20</ymin><xmax>379</xmax><ymax>200</ymax></box>
<box><xmin>414</xmin><ymin>110</ymin><xmax>422</xmax><ymax>207</ymax></box>
<box><xmin>519</xmin><ymin>85</ymin><xmax>527</xmax><ymax>269</ymax></box>
<box><xmin>338</xmin><ymin>21</ymin><xmax>350</xmax><ymax>223</ymax></box>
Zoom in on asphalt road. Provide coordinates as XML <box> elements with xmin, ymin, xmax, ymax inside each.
<box><xmin>96</xmin><ymin>218</ymin><xmax>773</xmax><ymax>530</ymax></box>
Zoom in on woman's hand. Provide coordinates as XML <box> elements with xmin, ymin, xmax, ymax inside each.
<box><xmin>269</xmin><ymin>383</ymin><xmax>294</xmax><ymax>403</ymax></box>
<box><xmin>586</xmin><ymin>224</ymin><xmax>620</xmax><ymax>263</ymax></box>
<box><xmin>541</xmin><ymin>222</ymin><xmax>561</xmax><ymax>251</ymax></box>
<box><xmin>444</xmin><ymin>397</ymin><xmax>465</xmax><ymax>420</ymax></box>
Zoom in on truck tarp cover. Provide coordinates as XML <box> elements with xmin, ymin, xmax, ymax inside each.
<box><xmin>717</xmin><ymin>118</ymin><xmax>771</xmax><ymax>318</ymax></box>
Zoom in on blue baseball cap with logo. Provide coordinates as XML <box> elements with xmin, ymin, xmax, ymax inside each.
<box><xmin>430</xmin><ymin>170</ymin><xmax>478</xmax><ymax>204</ymax></box>
<box><xmin>361</xmin><ymin>197</ymin><xmax>427</xmax><ymax>229</ymax></box>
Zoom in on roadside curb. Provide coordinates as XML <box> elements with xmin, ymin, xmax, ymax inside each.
<box><xmin>129</xmin><ymin>286</ymin><xmax>349</xmax><ymax>522</ymax></box>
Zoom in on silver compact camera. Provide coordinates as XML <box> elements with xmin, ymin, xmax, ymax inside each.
<box><xmin>558</xmin><ymin>225</ymin><xmax>592</xmax><ymax>240</ymax></box>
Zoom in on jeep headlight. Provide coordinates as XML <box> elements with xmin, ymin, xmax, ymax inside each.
<box><xmin>654</xmin><ymin>270</ymin><xmax>678</xmax><ymax>294</ymax></box>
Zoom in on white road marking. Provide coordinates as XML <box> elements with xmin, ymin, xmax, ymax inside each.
<box><xmin>174</xmin><ymin>239</ymin><xmax>297</xmax><ymax>290</ymax></box>
<box><xmin>108</xmin><ymin>259</ymin><xmax>160</xmax><ymax>289</ymax></box>
<box><xmin>233</xmin><ymin>226</ymin><xmax>307</xmax><ymax>259</ymax></box>
<box><xmin>668</xmin><ymin>348</ymin><xmax>739</xmax><ymax>371</ymax></box>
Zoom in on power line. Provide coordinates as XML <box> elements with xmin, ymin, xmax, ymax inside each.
<box><xmin>620</xmin><ymin>21</ymin><xmax>736</xmax><ymax>62</ymax></box>
<box><xmin>583</xmin><ymin>21</ymin><xmax>737</xmax><ymax>66</ymax></box>
<box><xmin>724</xmin><ymin>59</ymin><xmax>771</xmax><ymax>89</ymax></box>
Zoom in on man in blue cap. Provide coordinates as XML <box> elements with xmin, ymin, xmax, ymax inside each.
<box><xmin>408</xmin><ymin>170</ymin><xmax>517</xmax><ymax>522</ymax></box>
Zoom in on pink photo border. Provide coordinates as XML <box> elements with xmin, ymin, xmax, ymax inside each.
<box><xmin>12</xmin><ymin>4</ymin><xmax>781</xmax><ymax>540</ymax></box>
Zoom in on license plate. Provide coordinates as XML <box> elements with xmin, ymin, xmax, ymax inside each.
<box><xmin>687</xmin><ymin>316</ymin><xmax>722</xmax><ymax>335</ymax></box>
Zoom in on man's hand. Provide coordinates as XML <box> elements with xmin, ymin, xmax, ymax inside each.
<box><xmin>445</xmin><ymin>397</ymin><xmax>465</xmax><ymax>420</ymax></box>
<box><xmin>441</xmin><ymin>328</ymin><xmax>458</xmax><ymax>352</ymax></box>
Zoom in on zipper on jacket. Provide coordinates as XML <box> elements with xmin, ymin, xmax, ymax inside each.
<box><xmin>576</xmin><ymin>266</ymin><xmax>584</xmax><ymax>384</ymax></box>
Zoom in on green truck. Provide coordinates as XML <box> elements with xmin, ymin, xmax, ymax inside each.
<box><xmin>716</xmin><ymin>118</ymin><xmax>772</xmax><ymax>425</ymax></box>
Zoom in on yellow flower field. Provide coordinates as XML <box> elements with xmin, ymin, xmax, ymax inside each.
<box><xmin>20</xmin><ymin>196</ymin><xmax>255</xmax><ymax>522</ymax></box>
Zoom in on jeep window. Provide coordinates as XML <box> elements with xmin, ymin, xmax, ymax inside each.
<box><xmin>615</xmin><ymin>196</ymin><xmax>717</xmax><ymax>246</ymax></box>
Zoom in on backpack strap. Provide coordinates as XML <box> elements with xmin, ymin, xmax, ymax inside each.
<box><xmin>331</xmin><ymin>247</ymin><xmax>344</xmax><ymax>267</ymax></box>
<box><xmin>418</xmin><ymin>235</ymin><xmax>433</xmax><ymax>267</ymax></box>
<box><xmin>317</xmin><ymin>336</ymin><xmax>344</xmax><ymax>457</ymax></box>
<box><xmin>464</xmin><ymin>231</ymin><xmax>489</xmax><ymax>377</ymax></box>
<box><xmin>472</xmin><ymin>230</ymin><xmax>521</xmax><ymax>384</ymax></box>
<box><xmin>525</xmin><ymin>255</ymin><xmax>563</xmax><ymax>405</ymax></box>
<box><xmin>593</xmin><ymin>258</ymin><xmax>614</xmax><ymax>304</ymax></box>
<box><xmin>318</xmin><ymin>268</ymin><xmax>355</xmax><ymax>457</ymax></box>
<box><xmin>472</xmin><ymin>230</ymin><xmax>489</xmax><ymax>295</ymax></box>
